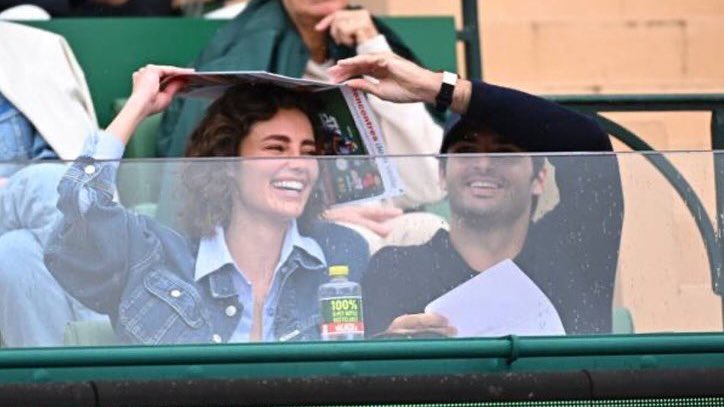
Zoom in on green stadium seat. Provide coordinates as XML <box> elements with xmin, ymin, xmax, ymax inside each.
<box><xmin>63</xmin><ymin>320</ymin><xmax>118</xmax><ymax>346</ymax></box>
<box><xmin>613</xmin><ymin>306</ymin><xmax>635</xmax><ymax>334</ymax></box>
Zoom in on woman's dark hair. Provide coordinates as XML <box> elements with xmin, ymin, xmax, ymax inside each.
<box><xmin>179</xmin><ymin>83</ymin><xmax>323</xmax><ymax>239</ymax></box>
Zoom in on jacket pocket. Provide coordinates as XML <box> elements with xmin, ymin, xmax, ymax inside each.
<box><xmin>119</xmin><ymin>269</ymin><xmax>206</xmax><ymax>344</ymax></box>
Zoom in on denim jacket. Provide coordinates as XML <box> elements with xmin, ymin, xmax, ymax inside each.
<box><xmin>44</xmin><ymin>157</ymin><xmax>369</xmax><ymax>344</ymax></box>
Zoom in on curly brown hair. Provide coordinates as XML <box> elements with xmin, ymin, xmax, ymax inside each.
<box><xmin>178</xmin><ymin>83</ymin><xmax>323</xmax><ymax>239</ymax></box>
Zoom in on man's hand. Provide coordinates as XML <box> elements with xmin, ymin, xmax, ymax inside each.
<box><xmin>328</xmin><ymin>52</ymin><xmax>472</xmax><ymax>113</ymax></box>
<box><xmin>328</xmin><ymin>53</ymin><xmax>438</xmax><ymax>104</ymax></box>
<box><xmin>323</xmin><ymin>204</ymin><xmax>403</xmax><ymax>238</ymax></box>
<box><xmin>315</xmin><ymin>8</ymin><xmax>379</xmax><ymax>48</ymax></box>
<box><xmin>386</xmin><ymin>313</ymin><xmax>457</xmax><ymax>337</ymax></box>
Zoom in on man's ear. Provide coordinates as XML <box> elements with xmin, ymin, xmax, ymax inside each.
<box><xmin>531</xmin><ymin>166</ymin><xmax>547</xmax><ymax>196</ymax></box>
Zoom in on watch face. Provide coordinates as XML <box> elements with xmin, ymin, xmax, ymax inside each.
<box><xmin>442</xmin><ymin>71</ymin><xmax>459</xmax><ymax>86</ymax></box>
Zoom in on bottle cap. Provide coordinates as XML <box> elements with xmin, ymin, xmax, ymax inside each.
<box><xmin>328</xmin><ymin>265</ymin><xmax>349</xmax><ymax>277</ymax></box>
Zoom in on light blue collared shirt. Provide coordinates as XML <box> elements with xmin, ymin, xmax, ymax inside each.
<box><xmin>195</xmin><ymin>222</ymin><xmax>326</xmax><ymax>342</ymax></box>
<box><xmin>85</xmin><ymin>129</ymin><xmax>126</xmax><ymax>160</ymax></box>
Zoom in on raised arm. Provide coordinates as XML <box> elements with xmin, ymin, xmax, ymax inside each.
<box><xmin>44</xmin><ymin>65</ymin><xmax>191</xmax><ymax>315</ymax></box>
<box><xmin>107</xmin><ymin>65</ymin><xmax>193</xmax><ymax>146</ymax></box>
<box><xmin>329</xmin><ymin>52</ymin><xmax>609</xmax><ymax>152</ymax></box>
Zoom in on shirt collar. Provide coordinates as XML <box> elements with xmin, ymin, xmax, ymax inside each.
<box><xmin>194</xmin><ymin>220</ymin><xmax>327</xmax><ymax>282</ymax></box>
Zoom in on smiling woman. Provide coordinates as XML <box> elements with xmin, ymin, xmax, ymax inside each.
<box><xmin>181</xmin><ymin>84</ymin><xmax>323</xmax><ymax>239</ymax></box>
<box><xmin>41</xmin><ymin>65</ymin><xmax>369</xmax><ymax>345</ymax></box>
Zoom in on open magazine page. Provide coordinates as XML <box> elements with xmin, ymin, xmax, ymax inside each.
<box><xmin>315</xmin><ymin>86</ymin><xmax>404</xmax><ymax>206</ymax></box>
<box><xmin>169</xmin><ymin>71</ymin><xmax>403</xmax><ymax>205</ymax></box>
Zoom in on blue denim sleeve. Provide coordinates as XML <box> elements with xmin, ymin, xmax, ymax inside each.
<box><xmin>44</xmin><ymin>131</ymin><xmax>157</xmax><ymax>316</ymax></box>
<box><xmin>75</xmin><ymin>130</ymin><xmax>125</xmax><ymax>213</ymax></box>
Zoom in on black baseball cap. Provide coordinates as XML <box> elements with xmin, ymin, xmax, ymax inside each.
<box><xmin>439</xmin><ymin>113</ymin><xmax>467</xmax><ymax>154</ymax></box>
<box><xmin>439</xmin><ymin>113</ymin><xmax>546</xmax><ymax>172</ymax></box>
<box><xmin>440</xmin><ymin>113</ymin><xmax>540</xmax><ymax>154</ymax></box>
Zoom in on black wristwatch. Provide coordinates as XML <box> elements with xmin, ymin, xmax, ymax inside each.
<box><xmin>434</xmin><ymin>71</ymin><xmax>458</xmax><ymax>112</ymax></box>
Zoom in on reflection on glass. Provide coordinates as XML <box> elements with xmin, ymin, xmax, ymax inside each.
<box><xmin>0</xmin><ymin>152</ymin><xmax>722</xmax><ymax>348</ymax></box>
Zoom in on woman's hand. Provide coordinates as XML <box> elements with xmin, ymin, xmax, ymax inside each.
<box><xmin>128</xmin><ymin>65</ymin><xmax>194</xmax><ymax>118</ymax></box>
<box><xmin>385</xmin><ymin>313</ymin><xmax>457</xmax><ymax>337</ymax></box>
<box><xmin>315</xmin><ymin>8</ymin><xmax>379</xmax><ymax>48</ymax></box>
<box><xmin>107</xmin><ymin>65</ymin><xmax>194</xmax><ymax>145</ymax></box>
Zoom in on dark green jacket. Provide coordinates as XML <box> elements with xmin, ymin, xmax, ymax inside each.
<box><xmin>158</xmin><ymin>0</ymin><xmax>426</xmax><ymax>157</ymax></box>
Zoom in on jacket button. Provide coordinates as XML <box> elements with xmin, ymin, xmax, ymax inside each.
<box><xmin>225</xmin><ymin>305</ymin><xmax>237</xmax><ymax>317</ymax></box>
<box><xmin>170</xmin><ymin>289</ymin><xmax>182</xmax><ymax>298</ymax></box>
<box><xmin>84</xmin><ymin>165</ymin><xmax>96</xmax><ymax>175</ymax></box>
<box><xmin>212</xmin><ymin>334</ymin><xmax>222</xmax><ymax>343</ymax></box>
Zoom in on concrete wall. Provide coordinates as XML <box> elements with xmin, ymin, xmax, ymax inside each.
<box><xmin>362</xmin><ymin>0</ymin><xmax>724</xmax><ymax>334</ymax></box>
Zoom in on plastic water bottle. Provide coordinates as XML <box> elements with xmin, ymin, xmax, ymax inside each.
<box><xmin>319</xmin><ymin>265</ymin><xmax>365</xmax><ymax>341</ymax></box>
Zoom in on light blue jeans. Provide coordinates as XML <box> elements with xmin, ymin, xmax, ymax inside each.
<box><xmin>0</xmin><ymin>92</ymin><xmax>57</xmax><ymax>177</ymax></box>
<box><xmin>0</xmin><ymin>164</ymin><xmax>106</xmax><ymax>347</ymax></box>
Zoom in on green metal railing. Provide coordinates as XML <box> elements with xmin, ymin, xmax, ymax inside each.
<box><xmin>459</xmin><ymin>0</ymin><xmax>483</xmax><ymax>79</ymax></box>
<box><xmin>3</xmin><ymin>334</ymin><xmax>724</xmax><ymax>405</ymax></box>
<box><xmin>3</xmin><ymin>334</ymin><xmax>724</xmax><ymax>382</ymax></box>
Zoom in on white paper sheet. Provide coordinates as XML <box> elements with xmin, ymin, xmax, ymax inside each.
<box><xmin>425</xmin><ymin>259</ymin><xmax>565</xmax><ymax>337</ymax></box>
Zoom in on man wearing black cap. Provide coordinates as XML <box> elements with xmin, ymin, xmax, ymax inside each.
<box><xmin>328</xmin><ymin>53</ymin><xmax>624</xmax><ymax>337</ymax></box>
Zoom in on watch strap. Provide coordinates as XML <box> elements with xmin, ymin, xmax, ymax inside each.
<box><xmin>434</xmin><ymin>71</ymin><xmax>458</xmax><ymax>112</ymax></box>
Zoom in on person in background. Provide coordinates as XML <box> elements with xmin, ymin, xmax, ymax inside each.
<box><xmin>325</xmin><ymin>52</ymin><xmax>624</xmax><ymax>336</ymax></box>
<box><xmin>158</xmin><ymin>0</ymin><xmax>446</xmax><ymax>249</ymax></box>
<box><xmin>0</xmin><ymin>21</ymin><xmax>104</xmax><ymax>347</ymax></box>
<box><xmin>0</xmin><ymin>0</ymin><xmax>178</xmax><ymax>17</ymax></box>
<box><xmin>203</xmin><ymin>0</ymin><xmax>246</xmax><ymax>19</ymax></box>
<box><xmin>0</xmin><ymin>21</ymin><xmax>95</xmax><ymax>172</ymax></box>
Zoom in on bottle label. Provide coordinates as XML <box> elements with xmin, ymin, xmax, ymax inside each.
<box><xmin>320</xmin><ymin>296</ymin><xmax>364</xmax><ymax>337</ymax></box>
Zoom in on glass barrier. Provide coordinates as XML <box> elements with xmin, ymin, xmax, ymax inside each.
<box><xmin>0</xmin><ymin>151</ymin><xmax>720</xmax><ymax>348</ymax></box>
